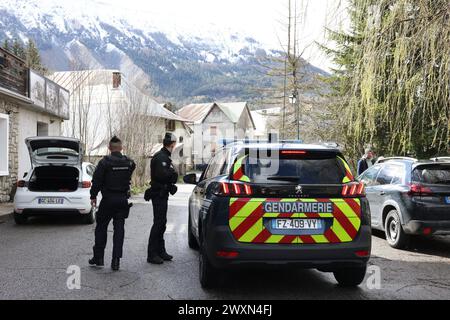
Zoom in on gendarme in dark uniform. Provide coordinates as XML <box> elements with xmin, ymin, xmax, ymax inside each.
<box><xmin>88</xmin><ymin>136</ymin><xmax>136</xmax><ymax>271</ymax></box>
<box><xmin>146</xmin><ymin>133</ymin><xmax>178</xmax><ymax>264</ymax></box>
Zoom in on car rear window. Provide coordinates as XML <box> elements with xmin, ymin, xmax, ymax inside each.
<box><xmin>242</xmin><ymin>150</ymin><xmax>348</xmax><ymax>184</ymax></box>
<box><xmin>412</xmin><ymin>165</ymin><xmax>450</xmax><ymax>185</ymax></box>
<box><xmin>34</xmin><ymin>147</ymin><xmax>79</xmax><ymax>156</ymax></box>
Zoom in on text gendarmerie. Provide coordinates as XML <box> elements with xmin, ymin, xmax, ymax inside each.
<box><xmin>264</xmin><ymin>201</ymin><xmax>333</xmax><ymax>213</ymax></box>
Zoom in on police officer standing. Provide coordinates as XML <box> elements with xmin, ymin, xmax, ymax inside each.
<box><xmin>147</xmin><ymin>133</ymin><xmax>178</xmax><ymax>264</ymax></box>
<box><xmin>89</xmin><ymin>136</ymin><xmax>136</xmax><ymax>271</ymax></box>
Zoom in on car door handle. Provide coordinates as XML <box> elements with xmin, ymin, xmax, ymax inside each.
<box><xmin>379</xmin><ymin>191</ymin><xmax>386</xmax><ymax>195</ymax></box>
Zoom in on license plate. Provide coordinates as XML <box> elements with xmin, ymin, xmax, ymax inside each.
<box><xmin>272</xmin><ymin>219</ymin><xmax>323</xmax><ymax>230</ymax></box>
<box><xmin>38</xmin><ymin>198</ymin><xmax>64</xmax><ymax>205</ymax></box>
<box><xmin>446</xmin><ymin>196</ymin><xmax>450</xmax><ymax>204</ymax></box>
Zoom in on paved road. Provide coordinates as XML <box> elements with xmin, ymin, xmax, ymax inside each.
<box><xmin>0</xmin><ymin>184</ymin><xmax>449</xmax><ymax>300</ymax></box>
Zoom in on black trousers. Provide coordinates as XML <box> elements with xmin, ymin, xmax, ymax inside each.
<box><xmin>93</xmin><ymin>196</ymin><xmax>129</xmax><ymax>260</ymax></box>
<box><xmin>148</xmin><ymin>195</ymin><xmax>169</xmax><ymax>258</ymax></box>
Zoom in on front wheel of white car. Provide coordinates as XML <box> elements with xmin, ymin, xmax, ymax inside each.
<box><xmin>82</xmin><ymin>209</ymin><xmax>95</xmax><ymax>225</ymax></box>
<box><xmin>14</xmin><ymin>212</ymin><xmax>28</xmax><ymax>225</ymax></box>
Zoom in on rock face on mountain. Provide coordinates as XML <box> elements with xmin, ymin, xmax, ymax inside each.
<box><xmin>0</xmin><ymin>0</ymin><xmax>327</xmax><ymax>104</ymax></box>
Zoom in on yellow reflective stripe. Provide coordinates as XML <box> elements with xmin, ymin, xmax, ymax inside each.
<box><xmin>337</xmin><ymin>156</ymin><xmax>351</xmax><ymax>172</ymax></box>
<box><xmin>229</xmin><ymin>217</ymin><xmax>242</xmax><ymax>231</ymax></box>
<box><xmin>233</xmin><ymin>156</ymin><xmax>244</xmax><ymax>174</ymax></box>
<box><xmin>349</xmin><ymin>218</ymin><xmax>361</xmax><ymax>232</ymax></box>
<box><xmin>342</xmin><ymin>177</ymin><xmax>351</xmax><ymax>183</ymax></box>
<box><xmin>265</xmin><ymin>234</ymin><xmax>284</xmax><ymax>243</ymax></box>
<box><xmin>330</xmin><ymin>219</ymin><xmax>353</xmax><ymax>242</ymax></box>
<box><xmin>311</xmin><ymin>235</ymin><xmax>328</xmax><ymax>243</ymax></box>
<box><xmin>230</xmin><ymin>198</ymin><xmax>238</xmax><ymax>206</ymax></box>
<box><xmin>240</xmin><ymin>175</ymin><xmax>251</xmax><ymax>182</ymax></box>
<box><xmin>333</xmin><ymin>201</ymin><xmax>360</xmax><ymax>230</ymax></box>
<box><xmin>263</xmin><ymin>213</ymin><xmax>280</xmax><ymax>218</ymax></box>
<box><xmin>238</xmin><ymin>218</ymin><xmax>263</xmax><ymax>242</ymax></box>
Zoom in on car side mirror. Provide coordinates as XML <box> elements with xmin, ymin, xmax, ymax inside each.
<box><xmin>183</xmin><ymin>173</ymin><xmax>198</xmax><ymax>185</ymax></box>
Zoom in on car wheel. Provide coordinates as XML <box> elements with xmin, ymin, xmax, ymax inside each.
<box><xmin>333</xmin><ymin>266</ymin><xmax>367</xmax><ymax>287</ymax></box>
<box><xmin>199</xmin><ymin>246</ymin><xmax>219</xmax><ymax>289</ymax></box>
<box><xmin>82</xmin><ymin>209</ymin><xmax>95</xmax><ymax>225</ymax></box>
<box><xmin>188</xmin><ymin>211</ymin><xmax>199</xmax><ymax>250</ymax></box>
<box><xmin>14</xmin><ymin>212</ymin><xmax>28</xmax><ymax>225</ymax></box>
<box><xmin>385</xmin><ymin>209</ymin><xmax>409</xmax><ymax>249</ymax></box>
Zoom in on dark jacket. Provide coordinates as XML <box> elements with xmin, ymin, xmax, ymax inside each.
<box><xmin>90</xmin><ymin>151</ymin><xmax>136</xmax><ymax>200</ymax></box>
<box><xmin>150</xmin><ymin>147</ymin><xmax>178</xmax><ymax>191</ymax></box>
<box><xmin>357</xmin><ymin>158</ymin><xmax>373</xmax><ymax>176</ymax></box>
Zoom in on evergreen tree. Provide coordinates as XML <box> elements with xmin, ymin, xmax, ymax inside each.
<box><xmin>2</xmin><ymin>39</ymin><xmax>11</xmax><ymax>51</ymax></box>
<box><xmin>323</xmin><ymin>0</ymin><xmax>450</xmax><ymax>159</ymax></box>
<box><xmin>11</xmin><ymin>38</ymin><xmax>26</xmax><ymax>60</ymax></box>
<box><xmin>26</xmin><ymin>39</ymin><xmax>46</xmax><ymax>74</ymax></box>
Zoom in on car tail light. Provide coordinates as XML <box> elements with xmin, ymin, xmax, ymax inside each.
<box><xmin>216</xmin><ymin>182</ymin><xmax>253</xmax><ymax>197</ymax></box>
<box><xmin>17</xmin><ymin>180</ymin><xmax>26</xmax><ymax>188</ymax></box>
<box><xmin>407</xmin><ymin>183</ymin><xmax>432</xmax><ymax>196</ymax></box>
<box><xmin>342</xmin><ymin>182</ymin><xmax>365</xmax><ymax>197</ymax></box>
<box><xmin>423</xmin><ymin>227</ymin><xmax>432</xmax><ymax>235</ymax></box>
<box><xmin>216</xmin><ymin>250</ymin><xmax>239</xmax><ymax>258</ymax></box>
<box><xmin>82</xmin><ymin>181</ymin><xmax>92</xmax><ymax>188</ymax></box>
<box><xmin>355</xmin><ymin>250</ymin><xmax>370</xmax><ymax>257</ymax></box>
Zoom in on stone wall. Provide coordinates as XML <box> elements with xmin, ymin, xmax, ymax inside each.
<box><xmin>0</xmin><ymin>98</ymin><xmax>19</xmax><ymax>202</ymax></box>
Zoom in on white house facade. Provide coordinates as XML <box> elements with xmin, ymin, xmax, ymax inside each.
<box><xmin>177</xmin><ymin>102</ymin><xmax>255</xmax><ymax>167</ymax></box>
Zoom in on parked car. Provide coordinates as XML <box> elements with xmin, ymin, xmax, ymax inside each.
<box><xmin>375</xmin><ymin>157</ymin><xmax>417</xmax><ymax>164</ymax></box>
<box><xmin>358</xmin><ymin>159</ymin><xmax>450</xmax><ymax>248</ymax></box>
<box><xmin>184</xmin><ymin>141</ymin><xmax>371</xmax><ymax>288</ymax></box>
<box><xmin>13</xmin><ymin>137</ymin><xmax>95</xmax><ymax>225</ymax></box>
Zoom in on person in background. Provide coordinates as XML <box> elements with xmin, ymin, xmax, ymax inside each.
<box><xmin>357</xmin><ymin>147</ymin><xmax>375</xmax><ymax>176</ymax></box>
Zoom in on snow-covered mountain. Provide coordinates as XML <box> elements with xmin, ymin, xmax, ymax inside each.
<box><xmin>0</xmin><ymin>0</ymin><xmax>327</xmax><ymax>104</ymax></box>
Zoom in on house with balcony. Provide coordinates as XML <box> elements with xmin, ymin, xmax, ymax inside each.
<box><xmin>0</xmin><ymin>47</ymin><xmax>68</xmax><ymax>202</ymax></box>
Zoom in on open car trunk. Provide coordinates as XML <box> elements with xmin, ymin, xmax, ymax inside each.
<box><xmin>28</xmin><ymin>166</ymin><xmax>80</xmax><ymax>192</ymax></box>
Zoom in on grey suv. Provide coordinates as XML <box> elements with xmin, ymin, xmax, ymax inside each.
<box><xmin>358</xmin><ymin>159</ymin><xmax>450</xmax><ymax>248</ymax></box>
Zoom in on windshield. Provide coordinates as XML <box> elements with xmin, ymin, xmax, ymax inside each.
<box><xmin>242</xmin><ymin>151</ymin><xmax>348</xmax><ymax>184</ymax></box>
<box><xmin>412</xmin><ymin>165</ymin><xmax>450</xmax><ymax>185</ymax></box>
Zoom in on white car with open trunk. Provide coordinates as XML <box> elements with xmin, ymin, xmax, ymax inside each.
<box><xmin>13</xmin><ymin>137</ymin><xmax>95</xmax><ymax>224</ymax></box>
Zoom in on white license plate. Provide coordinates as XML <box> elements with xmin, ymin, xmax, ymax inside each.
<box><xmin>38</xmin><ymin>198</ymin><xmax>64</xmax><ymax>205</ymax></box>
<box><xmin>272</xmin><ymin>219</ymin><xmax>322</xmax><ymax>230</ymax></box>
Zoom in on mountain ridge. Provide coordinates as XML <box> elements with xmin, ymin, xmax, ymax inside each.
<box><xmin>0</xmin><ymin>0</ymin><xmax>328</xmax><ymax>105</ymax></box>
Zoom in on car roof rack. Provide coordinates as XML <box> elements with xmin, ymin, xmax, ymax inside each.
<box><xmin>376</xmin><ymin>156</ymin><xmax>418</xmax><ymax>164</ymax></box>
<box><xmin>430</xmin><ymin>156</ymin><xmax>450</xmax><ymax>162</ymax></box>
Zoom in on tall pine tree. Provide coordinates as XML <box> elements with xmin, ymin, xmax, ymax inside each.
<box><xmin>26</xmin><ymin>39</ymin><xmax>46</xmax><ymax>74</ymax></box>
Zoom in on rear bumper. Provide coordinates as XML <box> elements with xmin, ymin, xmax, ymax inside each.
<box><xmin>14</xmin><ymin>189</ymin><xmax>92</xmax><ymax>215</ymax></box>
<box><xmin>403</xmin><ymin>220</ymin><xmax>450</xmax><ymax>235</ymax></box>
<box><xmin>204</xmin><ymin>225</ymin><xmax>372</xmax><ymax>270</ymax></box>
<box><xmin>16</xmin><ymin>209</ymin><xmax>88</xmax><ymax>216</ymax></box>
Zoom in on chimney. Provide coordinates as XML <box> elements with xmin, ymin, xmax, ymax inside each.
<box><xmin>112</xmin><ymin>72</ymin><xmax>121</xmax><ymax>89</ymax></box>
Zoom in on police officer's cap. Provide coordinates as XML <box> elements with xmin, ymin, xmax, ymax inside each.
<box><xmin>163</xmin><ymin>132</ymin><xmax>177</xmax><ymax>145</ymax></box>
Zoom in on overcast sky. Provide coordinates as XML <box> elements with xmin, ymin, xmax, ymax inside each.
<box><xmin>96</xmin><ymin>0</ymin><xmax>349</xmax><ymax>71</ymax></box>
